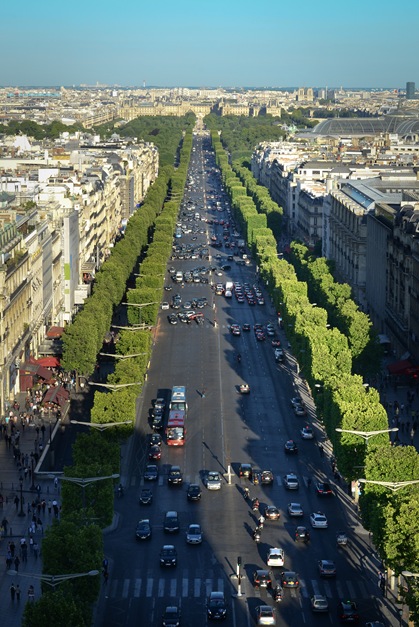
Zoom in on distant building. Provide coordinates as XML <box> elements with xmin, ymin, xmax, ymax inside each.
<box><xmin>406</xmin><ymin>82</ymin><xmax>416</xmax><ymax>100</ymax></box>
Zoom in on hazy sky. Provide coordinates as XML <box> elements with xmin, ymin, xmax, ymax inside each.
<box><xmin>2</xmin><ymin>0</ymin><xmax>418</xmax><ymax>88</ymax></box>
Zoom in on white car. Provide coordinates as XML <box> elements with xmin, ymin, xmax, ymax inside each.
<box><xmin>287</xmin><ymin>502</ymin><xmax>303</xmax><ymax>517</ymax></box>
<box><xmin>161</xmin><ymin>302</ymin><xmax>170</xmax><ymax>310</ymax></box>
<box><xmin>301</xmin><ymin>426</ymin><xmax>314</xmax><ymax>439</ymax></box>
<box><xmin>266</xmin><ymin>548</ymin><xmax>285</xmax><ymax>567</ymax></box>
<box><xmin>206</xmin><ymin>471</ymin><xmax>222</xmax><ymax>490</ymax></box>
<box><xmin>255</xmin><ymin>605</ymin><xmax>276</xmax><ymax>625</ymax></box>
<box><xmin>186</xmin><ymin>523</ymin><xmax>203</xmax><ymax>544</ymax></box>
<box><xmin>310</xmin><ymin>512</ymin><xmax>328</xmax><ymax>528</ymax></box>
<box><xmin>283</xmin><ymin>473</ymin><xmax>299</xmax><ymax>490</ymax></box>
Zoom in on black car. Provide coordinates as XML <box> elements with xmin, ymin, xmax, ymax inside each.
<box><xmin>253</xmin><ymin>569</ymin><xmax>273</xmax><ymax>589</ymax></box>
<box><xmin>135</xmin><ymin>519</ymin><xmax>152</xmax><ymax>541</ymax></box>
<box><xmin>207</xmin><ymin>591</ymin><xmax>227</xmax><ymax>620</ymax></box>
<box><xmin>168</xmin><ymin>465</ymin><xmax>183</xmax><ymax>485</ymax></box>
<box><xmin>144</xmin><ymin>464</ymin><xmax>158</xmax><ymax>481</ymax></box>
<box><xmin>149</xmin><ymin>433</ymin><xmax>162</xmax><ymax>447</ymax></box>
<box><xmin>164</xmin><ymin>511</ymin><xmax>180</xmax><ymax>533</ymax></box>
<box><xmin>284</xmin><ymin>439</ymin><xmax>298</xmax><ymax>454</ymax></box>
<box><xmin>168</xmin><ymin>314</ymin><xmax>178</xmax><ymax>325</ymax></box>
<box><xmin>152</xmin><ymin>414</ymin><xmax>164</xmax><ymax>430</ymax></box>
<box><xmin>139</xmin><ymin>488</ymin><xmax>153</xmax><ymax>505</ymax></box>
<box><xmin>295</xmin><ymin>526</ymin><xmax>310</xmax><ymax>542</ymax></box>
<box><xmin>160</xmin><ymin>545</ymin><xmax>177</xmax><ymax>567</ymax></box>
<box><xmin>281</xmin><ymin>571</ymin><xmax>299</xmax><ymax>588</ymax></box>
<box><xmin>316</xmin><ymin>482</ymin><xmax>333</xmax><ymax>496</ymax></box>
<box><xmin>162</xmin><ymin>606</ymin><xmax>181</xmax><ymax>627</ymax></box>
<box><xmin>187</xmin><ymin>483</ymin><xmax>202</xmax><ymax>501</ymax></box>
<box><xmin>260</xmin><ymin>470</ymin><xmax>274</xmax><ymax>485</ymax></box>
<box><xmin>337</xmin><ymin>600</ymin><xmax>359</xmax><ymax>623</ymax></box>
<box><xmin>238</xmin><ymin>463</ymin><xmax>253</xmax><ymax>479</ymax></box>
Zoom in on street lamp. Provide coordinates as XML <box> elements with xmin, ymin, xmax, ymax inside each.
<box><xmin>48</xmin><ymin>473</ymin><xmax>120</xmax><ymax>509</ymax></box>
<box><xmin>18</xmin><ymin>476</ymin><xmax>25</xmax><ymax>517</ymax></box>
<box><xmin>358</xmin><ymin>478</ymin><xmax>419</xmax><ymax>493</ymax></box>
<box><xmin>89</xmin><ymin>382</ymin><xmax>142</xmax><ymax>391</ymax></box>
<box><xmin>70</xmin><ymin>420</ymin><xmax>132</xmax><ymax>432</ymax></box>
<box><xmin>402</xmin><ymin>571</ymin><xmax>419</xmax><ymax>578</ymax></box>
<box><xmin>335</xmin><ymin>427</ymin><xmax>399</xmax><ymax>444</ymax></box>
<box><xmin>7</xmin><ymin>569</ymin><xmax>99</xmax><ymax>591</ymax></box>
<box><xmin>98</xmin><ymin>352</ymin><xmax>148</xmax><ymax>360</ymax></box>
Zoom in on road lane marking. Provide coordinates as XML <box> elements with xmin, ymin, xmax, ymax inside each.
<box><xmin>146</xmin><ymin>578</ymin><xmax>153</xmax><ymax>597</ymax></box>
<box><xmin>194</xmin><ymin>578</ymin><xmax>201</xmax><ymax>597</ymax></box>
<box><xmin>158</xmin><ymin>578</ymin><xmax>165</xmax><ymax>597</ymax></box>
<box><xmin>134</xmin><ymin>578</ymin><xmax>142</xmax><ymax>597</ymax></box>
<box><xmin>122</xmin><ymin>579</ymin><xmax>130</xmax><ymax>599</ymax></box>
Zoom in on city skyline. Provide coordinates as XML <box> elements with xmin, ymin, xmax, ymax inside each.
<box><xmin>1</xmin><ymin>0</ymin><xmax>418</xmax><ymax>89</ymax></box>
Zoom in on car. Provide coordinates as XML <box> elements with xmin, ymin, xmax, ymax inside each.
<box><xmin>206</xmin><ymin>471</ymin><xmax>222</xmax><ymax>490</ymax></box>
<box><xmin>150</xmin><ymin>433</ymin><xmax>162</xmax><ymax>446</ymax></box>
<box><xmin>271</xmin><ymin>339</ymin><xmax>281</xmax><ymax>347</ymax></box>
<box><xmin>260</xmin><ymin>470</ymin><xmax>274</xmax><ymax>485</ymax></box>
<box><xmin>164</xmin><ymin>511</ymin><xmax>180</xmax><ymax>533</ymax></box>
<box><xmin>284</xmin><ymin>439</ymin><xmax>298</xmax><ymax>454</ymax></box>
<box><xmin>301</xmin><ymin>426</ymin><xmax>314</xmax><ymax>439</ymax></box>
<box><xmin>253</xmin><ymin>569</ymin><xmax>273</xmax><ymax>589</ymax></box>
<box><xmin>337</xmin><ymin>600</ymin><xmax>359</xmax><ymax>623</ymax></box>
<box><xmin>274</xmin><ymin>348</ymin><xmax>284</xmax><ymax>362</ymax></box>
<box><xmin>239</xmin><ymin>384</ymin><xmax>250</xmax><ymax>394</ymax></box>
<box><xmin>230</xmin><ymin>324</ymin><xmax>241</xmax><ymax>336</ymax></box>
<box><xmin>295</xmin><ymin>526</ymin><xmax>310</xmax><ymax>542</ymax></box>
<box><xmin>293</xmin><ymin>404</ymin><xmax>306</xmax><ymax>417</ymax></box>
<box><xmin>135</xmin><ymin>519</ymin><xmax>152</xmax><ymax>541</ymax></box>
<box><xmin>153</xmin><ymin>397</ymin><xmax>166</xmax><ymax>415</ymax></box>
<box><xmin>162</xmin><ymin>606</ymin><xmax>181</xmax><ymax>627</ymax></box>
<box><xmin>161</xmin><ymin>302</ymin><xmax>170</xmax><ymax>310</ymax></box>
<box><xmin>239</xmin><ymin>463</ymin><xmax>253</xmax><ymax>479</ymax></box>
<box><xmin>148</xmin><ymin>444</ymin><xmax>162</xmax><ymax>460</ymax></box>
<box><xmin>168</xmin><ymin>314</ymin><xmax>178</xmax><ymax>325</ymax></box>
<box><xmin>207</xmin><ymin>591</ymin><xmax>227</xmax><ymax>620</ymax></box>
<box><xmin>310</xmin><ymin>512</ymin><xmax>328</xmax><ymax>528</ymax></box>
<box><xmin>139</xmin><ymin>488</ymin><xmax>153</xmax><ymax>505</ymax></box>
<box><xmin>264</xmin><ymin>505</ymin><xmax>281</xmax><ymax>521</ymax></box>
<box><xmin>281</xmin><ymin>571</ymin><xmax>299</xmax><ymax>588</ymax></box>
<box><xmin>266</xmin><ymin>323</ymin><xmax>275</xmax><ymax>336</ymax></box>
<box><xmin>186</xmin><ymin>523</ymin><xmax>203</xmax><ymax>544</ymax></box>
<box><xmin>316</xmin><ymin>482</ymin><xmax>333</xmax><ymax>496</ymax></box>
<box><xmin>290</xmin><ymin>397</ymin><xmax>303</xmax><ymax>409</ymax></box>
<box><xmin>168</xmin><ymin>465</ymin><xmax>183</xmax><ymax>486</ymax></box>
<box><xmin>187</xmin><ymin>484</ymin><xmax>202</xmax><ymax>501</ymax></box>
<box><xmin>144</xmin><ymin>464</ymin><xmax>159</xmax><ymax>481</ymax></box>
<box><xmin>255</xmin><ymin>605</ymin><xmax>276</xmax><ymax>626</ymax></box>
<box><xmin>318</xmin><ymin>559</ymin><xmax>337</xmax><ymax>577</ymax></box>
<box><xmin>283</xmin><ymin>473</ymin><xmax>299</xmax><ymax>490</ymax></box>
<box><xmin>266</xmin><ymin>548</ymin><xmax>285</xmax><ymax>567</ymax></box>
<box><xmin>287</xmin><ymin>502</ymin><xmax>303</xmax><ymax>517</ymax></box>
<box><xmin>310</xmin><ymin>595</ymin><xmax>329</xmax><ymax>612</ymax></box>
<box><xmin>160</xmin><ymin>545</ymin><xmax>177</xmax><ymax>567</ymax></box>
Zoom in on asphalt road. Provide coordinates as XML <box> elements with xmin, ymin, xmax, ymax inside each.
<box><xmin>98</xmin><ymin>133</ymin><xmax>391</xmax><ymax>627</ymax></box>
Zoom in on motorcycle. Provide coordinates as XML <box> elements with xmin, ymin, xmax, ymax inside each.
<box><xmin>117</xmin><ymin>484</ymin><xmax>124</xmax><ymax>498</ymax></box>
<box><xmin>253</xmin><ymin>528</ymin><xmax>262</xmax><ymax>543</ymax></box>
<box><xmin>237</xmin><ymin>353</ymin><xmax>241</xmax><ymax>364</ymax></box>
<box><xmin>336</xmin><ymin>531</ymin><xmax>348</xmax><ymax>547</ymax></box>
<box><xmin>274</xmin><ymin>584</ymin><xmax>283</xmax><ymax>603</ymax></box>
<box><xmin>252</xmin><ymin>498</ymin><xmax>260</xmax><ymax>511</ymax></box>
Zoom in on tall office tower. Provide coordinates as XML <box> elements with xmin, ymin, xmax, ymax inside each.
<box><xmin>406</xmin><ymin>82</ymin><xmax>415</xmax><ymax>99</ymax></box>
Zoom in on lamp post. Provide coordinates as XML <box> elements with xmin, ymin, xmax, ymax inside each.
<box><xmin>7</xmin><ymin>569</ymin><xmax>99</xmax><ymax>591</ymax></box>
<box><xmin>70</xmin><ymin>420</ymin><xmax>132</xmax><ymax>432</ymax></box>
<box><xmin>358</xmin><ymin>478</ymin><xmax>419</xmax><ymax>493</ymax></box>
<box><xmin>88</xmin><ymin>382</ymin><xmax>142</xmax><ymax>391</ymax></box>
<box><xmin>30</xmin><ymin>456</ymin><xmax>36</xmax><ymax>491</ymax></box>
<box><xmin>18</xmin><ymin>476</ymin><xmax>25</xmax><ymax>517</ymax></box>
<box><xmin>48</xmin><ymin>473</ymin><xmax>120</xmax><ymax>509</ymax></box>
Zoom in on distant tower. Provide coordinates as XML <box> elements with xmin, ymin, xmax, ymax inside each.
<box><xmin>406</xmin><ymin>82</ymin><xmax>415</xmax><ymax>99</ymax></box>
<box><xmin>143</xmin><ymin>80</ymin><xmax>146</xmax><ymax>89</ymax></box>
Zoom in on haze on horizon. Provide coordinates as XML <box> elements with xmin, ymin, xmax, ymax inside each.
<box><xmin>1</xmin><ymin>0</ymin><xmax>418</xmax><ymax>89</ymax></box>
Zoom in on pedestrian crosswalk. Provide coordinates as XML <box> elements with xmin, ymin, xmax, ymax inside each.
<box><xmin>107</xmin><ymin>572</ymin><xmax>373</xmax><ymax>601</ymax></box>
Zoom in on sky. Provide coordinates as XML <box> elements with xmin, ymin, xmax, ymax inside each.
<box><xmin>1</xmin><ymin>0</ymin><xmax>419</xmax><ymax>88</ymax></box>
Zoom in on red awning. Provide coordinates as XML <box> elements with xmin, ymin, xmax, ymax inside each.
<box><xmin>43</xmin><ymin>385</ymin><xmax>69</xmax><ymax>408</ymax></box>
<box><xmin>20</xmin><ymin>361</ymin><xmax>53</xmax><ymax>381</ymax></box>
<box><xmin>387</xmin><ymin>360</ymin><xmax>413</xmax><ymax>375</ymax></box>
<box><xmin>46</xmin><ymin>326</ymin><xmax>64</xmax><ymax>339</ymax></box>
<box><xmin>36</xmin><ymin>356</ymin><xmax>61</xmax><ymax>368</ymax></box>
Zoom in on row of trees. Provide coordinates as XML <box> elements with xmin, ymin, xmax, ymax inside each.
<box><xmin>0</xmin><ymin>119</ymin><xmax>86</xmax><ymax>139</ymax></box>
<box><xmin>23</xmin><ymin>120</ymin><xmax>195</xmax><ymax>626</ymax></box>
<box><xmin>210</xmin><ymin>130</ymin><xmax>419</xmax><ymax>622</ymax></box>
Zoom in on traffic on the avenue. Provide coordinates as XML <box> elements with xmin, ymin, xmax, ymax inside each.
<box><xmin>98</xmin><ymin>131</ymin><xmax>389</xmax><ymax>627</ymax></box>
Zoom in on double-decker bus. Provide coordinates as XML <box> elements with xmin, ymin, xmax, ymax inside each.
<box><xmin>169</xmin><ymin>386</ymin><xmax>187</xmax><ymax>412</ymax></box>
<box><xmin>166</xmin><ymin>410</ymin><xmax>186</xmax><ymax>446</ymax></box>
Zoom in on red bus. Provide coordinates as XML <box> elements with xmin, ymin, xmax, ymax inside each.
<box><xmin>166</xmin><ymin>410</ymin><xmax>186</xmax><ymax>446</ymax></box>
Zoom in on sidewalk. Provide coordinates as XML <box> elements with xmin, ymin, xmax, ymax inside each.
<box><xmin>0</xmin><ymin>391</ymin><xmax>61</xmax><ymax>625</ymax></box>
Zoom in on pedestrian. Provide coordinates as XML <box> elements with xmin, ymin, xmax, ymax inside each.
<box><xmin>103</xmin><ymin>569</ymin><xmax>109</xmax><ymax>584</ymax></box>
<box><xmin>14</xmin><ymin>555</ymin><xmax>20</xmax><ymax>572</ymax></box>
<box><xmin>201</xmin><ymin>388</ymin><xmax>206</xmax><ymax>398</ymax></box>
<box><xmin>54</xmin><ymin>477</ymin><xmax>58</xmax><ymax>491</ymax></box>
<box><xmin>16</xmin><ymin>584</ymin><xmax>21</xmax><ymax>602</ymax></box>
<box><xmin>47</xmin><ymin>499</ymin><xmax>52</xmax><ymax>515</ymax></box>
<box><xmin>103</xmin><ymin>557</ymin><xmax>109</xmax><ymax>573</ymax></box>
<box><xmin>14</xmin><ymin>495</ymin><xmax>19</xmax><ymax>511</ymax></box>
<box><xmin>33</xmin><ymin>542</ymin><xmax>39</xmax><ymax>559</ymax></box>
<box><xmin>9</xmin><ymin>540</ymin><xmax>15</xmax><ymax>557</ymax></box>
<box><xmin>28</xmin><ymin>585</ymin><xmax>35</xmax><ymax>602</ymax></box>
<box><xmin>410</xmin><ymin>427</ymin><xmax>415</xmax><ymax>445</ymax></box>
<box><xmin>41</xmin><ymin>499</ymin><xmax>46</xmax><ymax>515</ymax></box>
<box><xmin>10</xmin><ymin>583</ymin><xmax>16</xmax><ymax>602</ymax></box>
<box><xmin>1</xmin><ymin>516</ymin><xmax>8</xmax><ymax>535</ymax></box>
